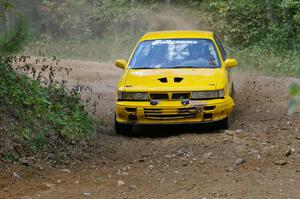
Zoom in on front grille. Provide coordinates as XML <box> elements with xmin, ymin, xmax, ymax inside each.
<box><xmin>172</xmin><ymin>93</ymin><xmax>190</xmax><ymax>100</ymax></box>
<box><xmin>144</xmin><ymin>107</ymin><xmax>197</xmax><ymax>120</ymax></box>
<box><xmin>150</xmin><ymin>94</ymin><xmax>169</xmax><ymax>100</ymax></box>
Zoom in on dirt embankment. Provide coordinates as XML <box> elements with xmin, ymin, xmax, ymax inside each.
<box><xmin>1</xmin><ymin>60</ymin><xmax>300</xmax><ymax>199</ymax></box>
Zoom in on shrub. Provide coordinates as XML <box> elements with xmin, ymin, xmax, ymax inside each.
<box><xmin>0</xmin><ymin>57</ymin><xmax>93</xmax><ymax>151</ymax></box>
<box><xmin>210</xmin><ymin>0</ymin><xmax>300</xmax><ymax>50</ymax></box>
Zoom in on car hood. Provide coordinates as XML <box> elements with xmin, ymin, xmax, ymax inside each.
<box><xmin>123</xmin><ymin>68</ymin><xmax>224</xmax><ymax>92</ymax></box>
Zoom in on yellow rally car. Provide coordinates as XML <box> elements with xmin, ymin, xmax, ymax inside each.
<box><xmin>114</xmin><ymin>30</ymin><xmax>237</xmax><ymax>134</ymax></box>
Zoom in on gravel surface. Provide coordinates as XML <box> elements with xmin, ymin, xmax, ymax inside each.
<box><xmin>1</xmin><ymin>59</ymin><xmax>300</xmax><ymax>199</ymax></box>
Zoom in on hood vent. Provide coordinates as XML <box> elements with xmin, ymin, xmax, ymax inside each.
<box><xmin>174</xmin><ymin>77</ymin><xmax>183</xmax><ymax>83</ymax></box>
<box><xmin>158</xmin><ymin>77</ymin><xmax>168</xmax><ymax>83</ymax></box>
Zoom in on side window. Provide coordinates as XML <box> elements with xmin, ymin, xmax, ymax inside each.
<box><xmin>214</xmin><ymin>34</ymin><xmax>227</xmax><ymax>61</ymax></box>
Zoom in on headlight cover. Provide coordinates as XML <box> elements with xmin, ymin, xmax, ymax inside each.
<box><xmin>118</xmin><ymin>91</ymin><xmax>150</xmax><ymax>101</ymax></box>
<box><xmin>191</xmin><ymin>90</ymin><xmax>224</xmax><ymax>99</ymax></box>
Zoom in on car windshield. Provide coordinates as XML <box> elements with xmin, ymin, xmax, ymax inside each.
<box><xmin>128</xmin><ymin>39</ymin><xmax>220</xmax><ymax>69</ymax></box>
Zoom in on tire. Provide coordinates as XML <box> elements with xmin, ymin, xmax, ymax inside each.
<box><xmin>218</xmin><ymin>117</ymin><xmax>229</xmax><ymax>130</ymax></box>
<box><xmin>114</xmin><ymin>116</ymin><xmax>133</xmax><ymax>135</ymax></box>
<box><xmin>231</xmin><ymin>83</ymin><xmax>235</xmax><ymax>99</ymax></box>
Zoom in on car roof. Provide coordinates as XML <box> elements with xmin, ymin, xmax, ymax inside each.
<box><xmin>140</xmin><ymin>30</ymin><xmax>214</xmax><ymax>41</ymax></box>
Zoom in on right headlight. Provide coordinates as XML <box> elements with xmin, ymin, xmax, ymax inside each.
<box><xmin>118</xmin><ymin>91</ymin><xmax>150</xmax><ymax>101</ymax></box>
<box><xmin>191</xmin><ymin>90</ymin><xmax>224</xmax><ymax>99</ymax></box>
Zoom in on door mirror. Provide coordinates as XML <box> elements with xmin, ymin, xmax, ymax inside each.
<box><xmin>115</xmin><ymin>59</ymin><xmax>127</xmax><ymax>70</ymax></box>
<box><xmin>225</xmin><ymin>59</ymin><xmax>238</xmax><ymax>68</ymax></box>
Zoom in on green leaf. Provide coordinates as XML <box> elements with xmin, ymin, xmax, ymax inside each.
<box><xmin>290</xmin><ymin>83</ymin><xmax>300</xmax><ymax>97</ymax></box>
<box><xmin>3</xmin><ymin>1</ymin><xmax>13</xmax><ymax>10</ymax></box>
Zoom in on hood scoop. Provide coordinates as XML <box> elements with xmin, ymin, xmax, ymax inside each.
<box><xmin>158</xmin><ymin>77</ymin><xmax>184</xmax><ymax>83</ymax></box>
<box><xmin>174</xmin><ymin>77</ymin><xmax>183</xmax><ymax>83</ymax></box>
<box><xmin>158</xmin><ymin>77</ymin><xmax>168</xmax><ymax>83</ymax></box>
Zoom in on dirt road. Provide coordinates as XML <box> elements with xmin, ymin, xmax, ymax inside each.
<box><xmin>1</xmin><ymin>60</ymin><xmax>300</xmax><ymax>199</ymax></box>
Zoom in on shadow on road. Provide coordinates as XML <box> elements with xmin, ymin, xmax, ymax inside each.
<box><xmin>126</xmin><ymin>122</ymin><xmax>225</xmax><ymax>138</ymax></box>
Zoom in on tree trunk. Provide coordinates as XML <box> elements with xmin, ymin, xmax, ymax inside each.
<box><xmin>4</xmin><ymin>10</ymin><xmax>10</xmax><ymax>34</ymax></box>
<box><xmin>130</xmin><ymin>0</ymin><xmax>135</xmax><ymax>33</ymax></box>
<box><xmin>266</xmin><ymin>0</ymin><xmax>274</xmax><ymax>22</ymax></box>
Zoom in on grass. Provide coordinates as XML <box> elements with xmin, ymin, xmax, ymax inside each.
<box><xmin>24</xmin><ymin>33</ymin><xmax>140</xmax><ymax>62</ymax></box>
<box><xmin>24</xmin><ymin>37</ymin><xmax>300</xmax><ymax>77</ymax></box>
<box><xmin>228</xmin><ymin>45</ymin><xmax>300</xmax><ymax>77</ymax></box>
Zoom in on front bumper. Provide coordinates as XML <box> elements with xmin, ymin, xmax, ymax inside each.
<box><xmin>115</xmin><ymin>97</ymin><xmax>234</xmax><ymax>125</ymax></box>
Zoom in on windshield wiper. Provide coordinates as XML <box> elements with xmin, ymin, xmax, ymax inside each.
<box><xmin>173</xmin><ymin>66</ymin><xmax>219</xmax><ymax>69</ymax></box>
<box><xmin>172</xmin><ymin>66</ymin><xmax>199</xmax><ymax>68</ymax></box>
<box><xmin>131</xmin><ymin>67</ymin><xmax>152</xmax><ymax>69</ymax></box>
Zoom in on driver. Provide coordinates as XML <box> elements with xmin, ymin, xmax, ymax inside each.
<box><xmin>188</xmin><ymin>44</ymin><xmax>217</xmax><ymax>66</ymax></box>
<box><xmin>189</xmin><ymin>43</ymin><xmax>211</xmax><ymax>60</ymax></box>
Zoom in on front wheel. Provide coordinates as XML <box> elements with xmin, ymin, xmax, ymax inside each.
<box><xmin>115</xmin><ymin>117</ymin><xmax>133</xmax><ymax>135</ymax></box>
<box><xmin>231</xmin><ymin>83</ymin><xmax>235</xmax><ymax>99</ymax></box>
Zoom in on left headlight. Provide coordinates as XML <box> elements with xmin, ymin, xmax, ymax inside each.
<box><xmin>191</xmin><ymin>90</ymin><xmax>224</xmax><ymax>100</ymax></box>
<box><xmin>118</xmin><ymin>91</ymin><xmax>150</xmax><ymax>101</ymax></box>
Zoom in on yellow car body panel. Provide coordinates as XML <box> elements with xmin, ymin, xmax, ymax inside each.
<box><xmin>114</xmin><ymin>30</ymin><xmax>236</xmax><ymax>125</ymax></box>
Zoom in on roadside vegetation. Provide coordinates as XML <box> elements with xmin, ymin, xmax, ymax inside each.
<box><xmin>0</xmin><ymin>57</ymin><xmax>93</xmax><ymax>148</ymax></box>
<box><xmin>0</xmin><ymin>1</ymin><xmax>93</xmax><ymax>162</ymax></box>
<box><xmin>17</xmin><ymin>0</ymin><xmax>300</xmax><ymax>75</ymax></box>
